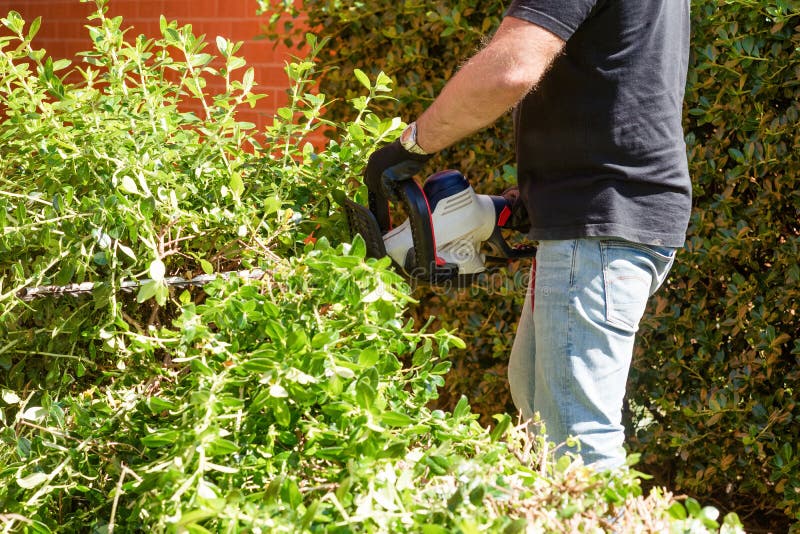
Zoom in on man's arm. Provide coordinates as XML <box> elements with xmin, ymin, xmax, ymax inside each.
<box><xmin>415</xmin><ymin>16</ymin><xmax>565</xmax><ymax>153</ymax></box>
<box><xmin>363</xmin><ymin>16</ymin><xmax>565</xmax><ymax>200</ymax></box>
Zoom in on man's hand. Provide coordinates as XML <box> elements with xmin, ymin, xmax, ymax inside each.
<box><xmin>363</xmin><ymin>139</ymin><xmax>432</xmax><ymax>200</ymax></box>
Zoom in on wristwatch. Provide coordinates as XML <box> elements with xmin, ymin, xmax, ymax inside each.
<box><xmin>399</xmin><ymin>122</ymin><xmax>429</xmax><ymax>155</ymax></box>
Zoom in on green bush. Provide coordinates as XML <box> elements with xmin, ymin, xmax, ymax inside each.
<box><xmin>0</xmin><ymin>3</ymin><xmax>744</xmax><ymax>532</ymax></box>
<box><xmin>263</xmin><ymin>0</ymin><xmax>800</xmax><ymax>528</ymax></box>
<box><xmin>628</xmin><ymin>1</ymin><xmax>800</xmax><ymax>526</ymax></box>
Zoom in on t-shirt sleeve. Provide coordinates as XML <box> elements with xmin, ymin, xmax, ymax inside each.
<box><xmin>505</xmin><ymin>0</ymin><xmax>601</xmax><ymax>41</ymax></box>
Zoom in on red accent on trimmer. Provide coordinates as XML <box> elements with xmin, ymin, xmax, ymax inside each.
<box><xmin>529</xmin><ymin>258</ymin><xmax>536</xmax><ymax>313</ymax></box>
<box><xmin>414</xmin><ymin>180</ymin><xmax>447</xmax><ymax>266</ymax></box>
<box><xmin>497</xmin><ymin>205</ymin><xmax>512</xmax><ymax>227</ymax></box>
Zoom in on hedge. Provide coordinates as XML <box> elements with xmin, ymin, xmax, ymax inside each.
<box><xmin>0</xmin><ymin>3</ymin><xmax>748</xmax><ymax>531</ymax></box>
<box><xmin>263</xmin><ymin>0</ymin><xmax>800</xmax><ymax>529</ymax></box>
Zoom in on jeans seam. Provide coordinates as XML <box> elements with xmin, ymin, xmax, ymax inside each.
<box><xmin>565</xmin><ymin>241</ymin><xmax>577</xmax><ymax>437</ymax></box>
<box><xmin>600</xmin><ymin>241</ymin><xmax>612</xmax><ymax>327</ymax></box>
<box><xmin>602</xmin><ymin>239</ymin><xmax>676</xmax><ymax>262</ymax></box>
<box><xmin>569</xmin><ymin>239</ymin><xmax>578</xmax><ymax>287</ymax></box>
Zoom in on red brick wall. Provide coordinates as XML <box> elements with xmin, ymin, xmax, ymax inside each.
<box><xmin>2</xmin><ymin>0</ymin><xmax>304</xmax><ymax>131</ymax></box>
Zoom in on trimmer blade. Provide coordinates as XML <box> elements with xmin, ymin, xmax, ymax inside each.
<box><xmin>343</xmin><ymin>198</ymin><xmax>388</xmax><ymax>259</ymax></box>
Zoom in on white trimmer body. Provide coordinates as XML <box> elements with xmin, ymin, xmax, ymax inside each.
<box><xmin>383</xmin><ymin>184</ymin><xmax>497</xmax><ymax>275</ymax></box>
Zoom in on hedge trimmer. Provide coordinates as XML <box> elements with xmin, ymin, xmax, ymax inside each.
<box><xmin>343</xmin><ymin>167</ymin><xmax>535</xmax><ymax>285</ymax></box>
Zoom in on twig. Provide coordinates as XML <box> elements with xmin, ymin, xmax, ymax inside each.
<box><xmin>17</xmin><ymin>269</ymin><xmax>268</xmax><ymax>302</ymax></box>
<box><xmin>108</xmin><ymin>463</ymin><xmax>129</xmax><ymax>534</ymax></box>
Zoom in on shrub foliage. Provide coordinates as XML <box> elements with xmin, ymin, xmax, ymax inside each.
<box><xmin>0</xmin><ymin>2</ymin><xmax>745</xmax><ymax>532</ymax></box>
<box><xmin>263</xmin><ymin>0</ymin><xmax>800</xmax><ymax>527</ymax></box>
<box><xmin>631</xmin><ymin>1</ymin><xmax>800</xmax><ymax>523</ymax></box>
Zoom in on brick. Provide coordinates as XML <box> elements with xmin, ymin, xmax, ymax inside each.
<box><xmin>160</xmin><ymin>0</ymin><xmax>197</xmax><ymax>19</ymax></box>
<box><xmin>226</xmin><ymin>19</ymin><xmax>264</xmax><ymax>41</ymax></box>
<box><xmin>255</xmin><ymin>64</ymin><xmax>288</xmax><ymax>85</ymax></box>
<box><xmin>215</xmin><ymin>0</ymin><xmax>260</xmax><ymax>19</ymax></box>
<box><xmin>10</xmin><ymin>0</ymin><xmax>312</xmax><ymax>128</ymax></box>
<box><xmin>134</xmin><ymin>0</ymin><xmax>165</xmax><ymax>19</ymax></box>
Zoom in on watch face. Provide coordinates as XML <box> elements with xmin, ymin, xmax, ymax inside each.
<box><xmin>401</xmin><ymin>124</ymin><xmax>415</xmax><ymax>144</ymax></box>
<box><xmin>401</xmin><ymin>123</ymin><xmax>427</xmax><ymax>154</ymax></box>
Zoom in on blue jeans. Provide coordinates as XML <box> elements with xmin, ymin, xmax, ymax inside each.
<box><xmin>508</xmin><ymin>238</ymin><xmax>676</xmax><ymax>470</ymax></box>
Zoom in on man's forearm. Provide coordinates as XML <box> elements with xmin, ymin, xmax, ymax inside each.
<box><xmin>415</xmin><ymin>16</ymin><xmax>564</xmax><ymax>154</ymax></box>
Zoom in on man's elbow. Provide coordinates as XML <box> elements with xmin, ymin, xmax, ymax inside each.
<box><xmin>487</xmin><ymin>18</ymin><xmax>565</xmax><ymax>97</ymax></box>
<box><xmin>499</xmin><ymin>66</ymin><xmax>543</xmax><ymax>96</ymax></box>
<box><xmin>495</xmin><ymin>60</ymin><xmax>553</xmax><ymax>100</ymax></box>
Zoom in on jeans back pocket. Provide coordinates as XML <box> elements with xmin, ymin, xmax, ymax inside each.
<box><xmin>600</xmin><ymin>240</ymin><xmax>676</xmax><ymax>332</ymax></box>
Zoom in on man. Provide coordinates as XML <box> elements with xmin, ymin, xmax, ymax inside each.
<box><xmin>365</xmin><ymin>1</ymin><xmax>692</xmax><ymax>470</ymax></box>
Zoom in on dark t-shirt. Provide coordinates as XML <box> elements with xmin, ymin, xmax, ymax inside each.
<box><xmin>506</xmin><ymin>0</ymin><xmax>692</xmax><ymax>247</ymax></box>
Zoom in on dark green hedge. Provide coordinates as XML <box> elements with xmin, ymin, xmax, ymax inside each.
<box><xmin>631</xmin><ymin>2</ymin><xmax>799</xmax><ymax>526</ymax></box>
<box><xmin>265</xmin><ymin>0</ymin><xmax>800</xmax><ymax>527</ymax></box>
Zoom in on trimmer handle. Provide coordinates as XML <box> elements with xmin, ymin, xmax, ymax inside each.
<box><xmin>366</xmin><ymin>160</ymin><xmax>424</xmax><ymax>233</ymax></box>
<box><xmin>371</xmin><ymin>165</ymin><xmax>458</xmax><ymax>283</ymax></box>
<box><xmin>483</xmin><ymin>194</ymin><xmax>537</xmax><ymax>263</ymax></box>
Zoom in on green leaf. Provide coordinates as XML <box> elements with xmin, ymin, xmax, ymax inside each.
<box><xmin>287</xmin><ymin>330</ymin><xmax>308</xmax><ymax>351</ymax></box>
<box><xmin>52</xmin><ymin>58</ymin><xmax>71</xmax><ymax>71</ymax></box>
<box><xmin>349</xmin><ymin>234</ymin><xmax>366</xmax><ymax>258</ymax></box>
<box><xmin>448</xmin><ymin>334</ymin><xmax>466</xmax><ymax>350</ymax></box>
<box><xmin>199</xmin><ymin>258</ymin><xmax>214</xmax><ymax>275</ymax></box>
<box><xmin>453</xmin><ymin>395</ymin><xmax>470</xmax><ymax>420</ymax></box>
<box><xmin>381</xmin><ymin>411</ymin><xmax>414</xmax><ymax>427</ymax></box>
<box><xmin>375</xmin><ymin>71</ymin><xmax>393</xmax><ymax>92</ymax></box>
<box><xmin>358</xmin><ymin>348</ymin><xmax>379</xmax><ymax>367</ymax></box>
<box><xmin>242</xmin><ymin>67</ymin><xmax>255</xmax><ymax>92</ymax></box>
<box><xmin>155</xmin><ymin>282</ymin><xmax>169</xmax><ymax>306</ymax></box>
<box><xmin>685</xmin><ymin>497</ymin><xmax>702</xmax><ymax>517</ymax></box>
<box><xmin>229</xmin><ymin>171</ymin><xmax>244</xmax><ymax>199</ymax></box>
<box><xmin>120</xmin><ymin>175</ymin><xmax>139</xmax><ymax>195</ymax></box>
<box><xmin>311</xmin><ymin>330</ymin><xmax>339</xmax><ymax>349</ymax></box>
<box><xmin>137</xmin><ymin>280</ymin><xmax>159</xmax><ymax>303</ymax></box>
<box><xmin>17</xmin><ymin>471</ymin><xmax>48</xmax><ymax>489</ymax></box>
<box><xmin>189</xmin><ymin>53</ymin><xmax>213</xmax><ymax>67</ymax></box>
<box><xmin>149</xmin><ymin>259</ymin><xmax>166</xmax><ymax>281</ymax></box>
<box><xmin>263</xmin><ymin>196</ymin><xmax>282</xmax><ymax>216</ymax></box>
<box><xmin>141</xmin><ymin>430</ymin><xmax>180</xmax><ymax>448</ymax></box>
<box><xmin>27</xmin><ymin>16</ymin><xmax>41</xmax><ymax>40</ymax></box>
<box><xmin>728</xmin><ymin>147</ymin><xmax>745</xmax><ymax>163</ymax></box>
<box><xmin>215</xmin><ymin>35</ymin><xmax>227</xmax><ymax>54</ymax></box>
<box><xmin>117</xmin><ymin>242</ymin><xmax>136</xmax><ymax>261</ymax></box>
<box><xmin>274</xmin><ymin>400</ymin><xmax>291</xmax><ymax>427</ymax></box>
<box><xmin>489</xmin><ymin>413</ymin><xmax>511</xmax><ymax>442</ymax></box>
<box><xmin>356</xmin><ymin>379</ymin><xmax>376</xmax><ymax>409</ymax></box>
<box><xmin>668</xmin><ymin>502</ymin><xmax>687</xmax><ymax>520</ymax></box>
<box><xmin>146</xmin><ymin>397</ymin><xmax>176</xmax><ymax>413</ymax></box>
<box><xmin>2</xmin><ymin>390</ymin><xmax>20</xmax><ymax>405</ymax></box>
<box><xmin>353</xmin><ymin>68</ymin><xmax>371</xmax><ymax>90</ymax></box>
<box><xmin>206</xmin><ymin>437</ymin><xmax>239</xmax><ymax>456</ymax></box>
<box><xmin>431</xmin><ymin>361</ymin><xmax>451</xmax><ymax>375</ymax></box>
<box><xmin>177</xmin><ymin>510</ymin><xmax>217</xmax><ymax>528</ymax></box>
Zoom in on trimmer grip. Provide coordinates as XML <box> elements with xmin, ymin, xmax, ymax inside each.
<box><xmin>484</xmin><ymin>226</ymin><xmax>537</xmax><ymax>261</ymax></box>
<box><xmin>395</xmin><ymin>179</ymin><xmax>438</xmax><ymax>280</ymax></box>
<box><xmin>484</xmin><ymin>194</ymin><xmax>537</xmax><ymax>262</ymax></box>
<box><xmin>369</xmin><ymin>161</ymin><xmax>428</xmax><ymax>233</ymax></box>
<box><xmin>386</xmin><ymin>177</ymin><xmax>458</xmax><ymax>283</ymax></box>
